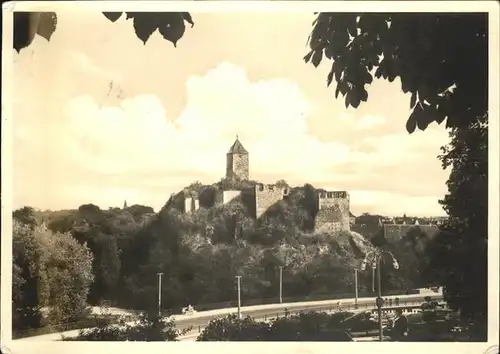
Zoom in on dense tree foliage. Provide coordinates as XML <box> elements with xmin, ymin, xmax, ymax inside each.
<box><xmin>12</xmin><ymin>218</ymin><xmax>94</xmax><ymax>332</ymax></box>
<box><xmin>423</xmin><ymin>115</ymin><xmax>488</xmax><ymax>334</ymax></box>
<box><xmin>13</xmin><ymin>180</ymin><xmax>436</xmax><ymax>339</ymax></box>
<box><xmin>305</xmin><ymin>13</ymin><xmax>487</xmax><ymax>132</ymax></box>
<box><xmin>304</xmin><ymin>13</ymin><xmax>489</xmax><ymax>334</ymax></box>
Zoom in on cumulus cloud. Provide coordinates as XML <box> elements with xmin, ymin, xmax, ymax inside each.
<box><xmin>13</xmin><ymin>59</ymin><xmax>449</xmax><ymax>216</ymax></box>
<box><xmin>355</xmin><ymin>115</ymin><xmax>386</xmax><ymax>130</ymax></box>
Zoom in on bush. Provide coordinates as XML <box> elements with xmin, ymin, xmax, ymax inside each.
<box><xmin>65</xmin><ymin>310</ymin><xmax>189</xmax><ymax>341</ymax></box>
<box><xmin>197</xmin><ymin>311</ymin><xmax>355</xmax><ymax>341</ymax></box>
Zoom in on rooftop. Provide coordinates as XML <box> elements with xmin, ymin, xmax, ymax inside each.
<box><xmin>228</xmin><ymin>136</ymin><xmax>248</xmax><ymax>154</ymax></box>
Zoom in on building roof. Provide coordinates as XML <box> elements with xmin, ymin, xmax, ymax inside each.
<box><xmin>228</xmin><ymin>137</ymin><xmax>248</xmax><ymax>154</ymax></box>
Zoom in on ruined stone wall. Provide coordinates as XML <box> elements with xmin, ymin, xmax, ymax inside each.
<box><xmin>315</xmin><ymin>191</ymin><xmax>350</xmax><ymax>232</ymax></box>
<box><xmin>184</xmin><ymin>196</ymin><xmax>200</xmax><ymax>213</ymax></box>
<box><xmin>226</xmin><ymin>153</ymin><xmax>249</xmax><ymax>180</ymax></box>
<box><xmin>214</xmin><ymin>189</ymin><xmax>243</xmax><ymax>206</ymax></box>
<box><xmin>223</xmin><ymin>190</ymin><xmax>242</xmax><ymax>204</ymax></box>
<box><xmin>255</xmin><ymin>183</ymin><xmax>288</xmax><ymax>218</ymax></box>
<box><xmin>383</xmin><ymin>224</ymin><xmax>440</xmax><ymax>242</ymax></box>
<box><xmin>315</xmin><ymin>221</ymin><xmax>346</xmax><ymax>233</ymax></box>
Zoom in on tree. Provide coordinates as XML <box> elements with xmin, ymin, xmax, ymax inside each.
<box><xmin>12</xmin><ymin>220</ymin><xmax>94</xmax><ymax>330</ymax></box>
<box><xmin>13</xmin><ymin>11</ymin><xmax>194</xmax><ymax>53</ymax></box>
<box><xmin>36</xmin><ymin>226</ymin><xmax>94</xmax><ymax>323</ymax></box>
<box><xmin>13</xmin><ymin>207</ymin><xmax>37</xmax><ymax>229</ymax></box>
<box><xmin>305</xmin><ymin>13</ymin><xmax>487</xmax><ymax>131</ymax></box>
<box><xmin>304</xmin><ymin>13</ymin><xmax>488</xmax><ymax>332</ymax></box>
<box><xmin>12</xmin><ymin>221</ymin><xmax>47</xmax><ymax>331</ymax></box>
<box><xmin>423</xmin><ymin>114</ymin><xmax>488</xmax><ymax>332</ymax></box>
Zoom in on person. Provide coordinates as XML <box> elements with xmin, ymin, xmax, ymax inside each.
<box><xmin>391</xmin><ymin>309</ymin><xmax>409</xmax><ymax>341</ymax></box>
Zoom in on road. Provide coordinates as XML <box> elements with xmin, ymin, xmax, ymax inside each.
<box><xmin>15</xmin><ymin>292</ymin><xmax>442</xmax><ymax>342</ymax></box>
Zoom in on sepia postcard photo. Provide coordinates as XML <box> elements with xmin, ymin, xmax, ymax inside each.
<box><xmin>1</xmin><ymin>1</ymin><xmax>499</xmax><ymax>354</ymax></box>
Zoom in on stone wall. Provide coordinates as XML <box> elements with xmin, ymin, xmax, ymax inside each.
<box><xmin>255</xmin><ymin>183</ymin><xmax>288</xmax><ymax>218</ymax></box>
<box><xmin>315</xmin><ymin>221</ymin><xmax>347</xmax><ymax>233</ymax></box>
<box><xmin>214</xmin><ymin>189</ymin><xmax>243</xmax><ymax>206</ymax></box>
<box><xmin>184</xmin><ymin>197</ymin><xmax>200</xmax><ymax>213</ymax></box>
<box><xmin>226</xmin><ymin>153</ymin><xmax>249</xmax><ymax>180</ymax></box>
<box><xmin>383</xmin><ymin>224</ymin><xmax>440</xmax><ymax>242</ymax></box>
<box><xmin>315</xmin><ymin>191</ymin><xmax>350</xmax><ymax>232</ymax></box>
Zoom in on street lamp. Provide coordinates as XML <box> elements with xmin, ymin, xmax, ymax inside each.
<box><xmin>157</xmin><ymin>272</ymin><xmax>164</xmax><ymax>317</ymax></box>
<box><xmin>235</xmin><ymin>275</ymin><xmax>242</xmax><ymax>319</ymax></box>
<box><xmin>354</xmin><ymin>268</ymin><xmax>359</xmax><ymax>309</ymax></box>
<box><xmin>360</xmin><ymin>250</ymin><xmax>399</xmax><ymax>342</ymax></box>
<box><xmin>279</xmin><ymin>266</ymin><xmax>283</xmax><ymax>304</ymax></box>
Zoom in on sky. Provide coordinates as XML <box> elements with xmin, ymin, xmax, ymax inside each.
<box><xmin>12</xmin><ymin>10</ymin><xmax>451</xmax><ymax>217</ymax></box>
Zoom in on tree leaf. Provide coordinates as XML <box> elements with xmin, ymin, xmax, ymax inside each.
<box><xmin>103</xmin><ymin>12</ymin><xmax>123</xmax><ymax>23</ymax></box>
<box><xmin>410</xmin><ymin>92</ymin><xmax>417</xmax><ymax>109</ymax></box>
<box><xmin>36</xmin><ymin>12</ymin><xmax>57</xmax><ymax>41</ymax></box>
<box><xmin>133</xmin><ymin>14</ymin><xmax>159</xmax><ymax>44</ymax></box>
<box><xmin>181</xmin><ymin>12</ymin><xmax>194</xmax><ymax>28</ymax></box>
<box><xmin>327</xmin><ymin>71</ymin><xmax>334</xmax><ymax>87</ymax></box>
<box><xmin>350</xmin><ymin>89</ymin><xmax>361</xmax><ymax>108</ymax></box>
<box><xmin>360</xmin><ymin>88</ymin><xmax>368</xmax><ymax>102</ymax></box>
<box><xmin>406</xmin><ymin>108</ymin><xmax>418</xmax><ymax>134</ymax></box>
<box><xmin>345</xmin><ymin>92</ymin><xmax>350</xmax><ymax>109</ymax></box>
<box><xmin>13</xmin><ymin>12</ymin><xmax>41</xmax><ymax>52</ymax></box>
<box><xmin>303</xmin><ymin>50</ymin><xmax>314</xmax><ymax>63</ymax></box>
<box><xmin>335</xmin><ymin>85</ymin><xmax>341</xmax><ymax>99</ymax></box>
<box><xmin>158</xmin><ymin>14</ymin><xmax>185</xmax><ymax>47</ymax></box>
<box><xmin>125</xmin><ymin>12</ymin><xmax>138</xmax><ymax>20</ymax></box>
<box><xmin>311</xmin><ymin>50</ymin><xmax>323</xmax><ymax>68</ymax></box>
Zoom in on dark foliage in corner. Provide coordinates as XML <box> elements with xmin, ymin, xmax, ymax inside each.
<box><xmin>13</xmin><ymin>11</ymin><xmax>194</xmax><ymax>52</ymax></box>
<box><xmin>305</xmin><ymin>13</ymin><xmax>487</xmax><ymax>132</ymax></box>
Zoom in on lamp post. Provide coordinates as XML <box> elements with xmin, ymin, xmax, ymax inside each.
<box><xmin>157</xmin><ymin>272</ymin><xmax>163</xmax><ymax>317</ymax></box>
<box><xmin>360</xmin><ymin>250</ymin><xmax>399</xmax><ymax>342</ymax></box>
<box><xmin>372</xmin><ymin>267</ymin><xmax>375</xmax><ymax>292</ymax></box>
<box><xmin>354</xmin><ymin>268</ymin><xmax>359</xmax><ymax>309</ymax></box>
<box><xmin>279</xmin><ymin>266</ymin><xmax>283</xmax><ymax>304</ymax></box>
<box><xmin>235</xmin><ymin>275</ymin><xmax>242</xmax><ymax>319</ymax></box>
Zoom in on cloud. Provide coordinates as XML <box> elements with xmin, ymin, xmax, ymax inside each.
<box><xmin>13</xmin><ymin>60</ymin><xmax>449</xmax><ymax>216</ymax></box>
<box><xmin>355</xmin><ymin>115</ymin><xmax>386</xmax><ymax>130</ymax></box>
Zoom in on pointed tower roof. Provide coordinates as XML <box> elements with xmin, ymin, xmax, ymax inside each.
<box><xmin>228</xmin><ymin>136</ymin><xmax>248</xmax><ymax>154</ymax></box>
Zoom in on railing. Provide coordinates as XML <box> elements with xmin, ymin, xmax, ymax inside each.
<box><xmin>178</xmin><ymin>298</ymin><xmax>445</xmax><ymax>338</ymax></box>
<box><xmin>161</xmin><ymin>288</ymin><xmax>421</xmax><ymax>315</ymax></box>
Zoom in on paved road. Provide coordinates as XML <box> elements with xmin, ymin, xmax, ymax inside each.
<box><xmin>15</xmin><ymin>292</ymin><xmax>442</xmax><ymax>342</ymax></box>
<box><xmin>176</xmin><ymin>294</ymin><xmax>439</xmax><ymax>341</ymax></box>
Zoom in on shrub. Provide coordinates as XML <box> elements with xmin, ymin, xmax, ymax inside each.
<box><xmin>65</xmin><ymin>310</ymin><xmax>189</xmax><ymax>341</ymax></box>
<box><xmin>197</xmin><ymin>311</ymin><xmax>355</xmax><ymax>341</ymax></box>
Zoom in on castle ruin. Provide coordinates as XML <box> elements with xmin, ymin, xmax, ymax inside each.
<box><xmin>177</xmin><ymin>137</ymin><xmax>351</xmax><ymax>232</ymax></box>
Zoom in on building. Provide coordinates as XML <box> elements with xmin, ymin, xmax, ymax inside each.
<box><xmin>178</xmin><ymin>137</ymin><xmax>352</xmax><ymax>232</ymax></box>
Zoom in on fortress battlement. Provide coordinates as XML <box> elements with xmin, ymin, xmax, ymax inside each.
<box><xmin>176</xmin><ymin>137</ymin><xmax>352</xmax><ymax>233</ymax></box>
<box><xmin>255</xmin><ymin>183</ymin><xmax>289</xmax><ymax>195</ymax></box>
<box><xmin>318</xmin><ymin>191</ymin><xmax>349</xmax><ymax>199</ymax></box>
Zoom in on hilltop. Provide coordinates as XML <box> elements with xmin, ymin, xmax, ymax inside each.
<box><xmin>13</xmin><ymin>178</ymin><xmax>438</xmax><ymax>313</ymax></box>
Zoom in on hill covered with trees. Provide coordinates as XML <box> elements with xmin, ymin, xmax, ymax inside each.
<box><xmin>12</xmin><ymin>180</ymin><xmax>436</xmax><ymax>335</ymax></box>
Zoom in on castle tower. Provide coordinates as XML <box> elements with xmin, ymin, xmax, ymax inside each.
<box><xmin>226</xmin><ymin>136</ymin><xmax>249</xmax><ymax>180</ymax></box>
